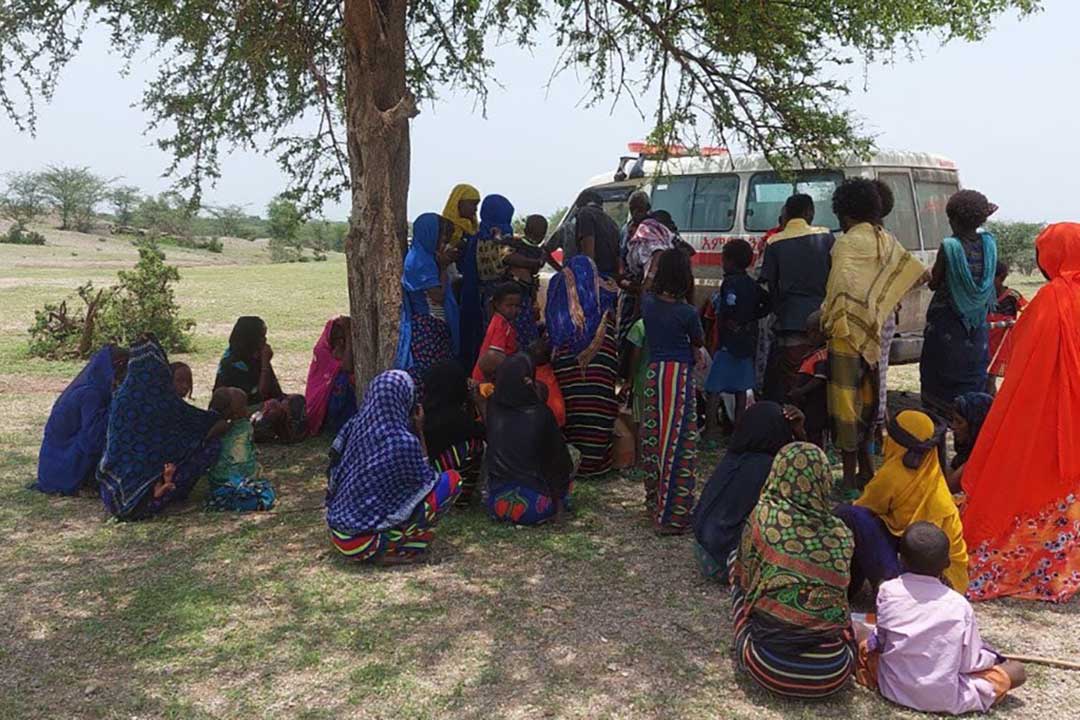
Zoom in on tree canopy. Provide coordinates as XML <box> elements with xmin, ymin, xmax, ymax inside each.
<box><xmin>1</xmin><ymin>1</ymin><xmax>1040</xmax><ymax>214</ymax></box>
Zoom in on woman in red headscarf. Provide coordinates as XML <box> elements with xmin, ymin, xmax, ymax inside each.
<box><xmin>962</xmin><ymin>223</ymin><xmax>1080</xmax><ymax>603</ymax></box>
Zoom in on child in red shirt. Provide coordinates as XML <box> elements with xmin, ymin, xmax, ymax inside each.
<box><xmin>472</xmin><ymin>282</ymin><xmax>523</xmax><ymax>383</ymax></box>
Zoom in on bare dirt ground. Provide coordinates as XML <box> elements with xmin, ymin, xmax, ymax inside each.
<box><xmin>0</xmin><ymin>244</ymin><xmax>1075</xmax><ymax>719</ymax></box>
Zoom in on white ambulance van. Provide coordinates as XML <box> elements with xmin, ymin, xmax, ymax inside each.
<box><xmin>559</xmin><ymin>146</ymin><xmax>961</xmax><ymax>363</ymax></box>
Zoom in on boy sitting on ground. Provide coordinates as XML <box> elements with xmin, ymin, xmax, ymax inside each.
<box><xmin>206</xmin><ymin>387</ymin><xmax>276</xmax><ymax>512</ymax></box>
<box><xmin>787</xmin><ymin>310</ymin><xmax>829</xmax><ymax>448</ymax></box>
<box><xmin>857</xmin><ymin>522</ymin><xmax>1025</xmax><ymax>715</ymax></box>
<box><xmin>472</xmin><ymin>282</ymin><xmax>523</xmax><ymax>383</ymax></box>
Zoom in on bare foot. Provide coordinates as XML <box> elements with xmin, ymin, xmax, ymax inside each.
<box><xmin>153</xmin><ymin>464</ymin><xmax>177</xmax><ymax>500</ymax></box>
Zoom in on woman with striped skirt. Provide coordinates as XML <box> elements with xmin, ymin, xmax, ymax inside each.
<box><xmin>730</xmin><ymin>442</ymin><xmax>857</xmax><ymax>698</ymax></box>
<box><xmin>639</xmin><ymin>249</ymin><xmax>703</xmax><ymax>533</ymax></box>
<box><xmin>545</xmin><ymin>255</ymin><xmax>620</xmax><ymax>477</ymax></box>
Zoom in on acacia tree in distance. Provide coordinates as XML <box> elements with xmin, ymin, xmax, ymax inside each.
<box><xmin>0</xmin><ymin>0</ymin><xmax>1041</xmax><ymax>395</ymax></box>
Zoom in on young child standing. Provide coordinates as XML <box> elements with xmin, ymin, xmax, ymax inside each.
<box><xmin>472</xmin><ymin>282</ymin><xmax>523</xmax><ymax>383</ymax></box>
<box><xmin>788</xmin><ymin>310</ymin><xmax>829</xmax><ymax>448</ymax></box>
<box><xmin>986</xmin><ymin>261</ymin><xmax>1028</xmax><ymax>388</ymax></box>
<box><xmin>640</xmin><ymin>249</ymin><xmax>704</xmax><ymax>534</ymax></box>
<box><xmin>703</xmin><ymin>239</ymin><xmax>769</xmax><ymax>426</ymax></box>
<box><xmin>857</xmin><ymin>522</ymin><xmax>1026</xmax><ymax>715</ymax></box>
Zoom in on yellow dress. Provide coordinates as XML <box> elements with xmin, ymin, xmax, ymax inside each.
<box><xmin>856</xmin><ymin>411</ymin><xmax>970</xmax><ymax>593</ymax></box>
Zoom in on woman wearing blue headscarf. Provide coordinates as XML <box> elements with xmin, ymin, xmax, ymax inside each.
<box><xmin>919</xmin><ymin>190</ymin><xmax>999</xmax><ymax>416</ymax></box>
<box><xmin>545</xmin><ymin>255</ymin><xmax>620</xmax><ymax>477</ymax></box>
<box><xmin>459</xmin><ymin>194</ymin><xmax>515</xmax><ymax>370</ymax></box>
<box><xmin>36</xmin><ymin>344</ymin><xmax>129</xmax><ymax>495</ymax></box>
<box><xmin>97</xmin><ymin>338</ymin><xmax>229</xmax><ymax>519</ymax></box>
<box><xmin>327</xmin><ymin>370</ymin><xmax>463</xmax><ymax>565</ymax></box>
<box><xmin>395</xmin><ymin>213</ymin><xmax>460</xmax><ymax>396</ymax></box>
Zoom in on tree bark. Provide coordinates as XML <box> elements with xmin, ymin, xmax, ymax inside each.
<box><xmin>342</xmin><ymin>0</ymin><xmax>418</xmax><ymax>401</ymax></box>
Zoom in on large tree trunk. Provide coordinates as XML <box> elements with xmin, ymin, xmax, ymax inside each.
<box><xmin>342</xmin><ymin>0</ymin><xmax>417</xmax><ymax>400</ymax></box>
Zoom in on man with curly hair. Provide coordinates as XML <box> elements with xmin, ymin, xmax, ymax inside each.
<box><xmin>821</xmin><ymin>179</ymin><xmax>926</xmax><ymax>490</ymax></box>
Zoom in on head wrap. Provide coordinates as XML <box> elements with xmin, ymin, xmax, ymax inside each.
<box><xmin>692</xmin><ymin>402</ymin><xmax>794</xmax><ymax>576</ymax></box>
<box><xmin>492</xmin><ymin>353</ymin><xmax>539</xmax><ymax>409</ymax></box>
<box><xmin>305</xmin><ymin>317</ymin><xmax>348</xmax><ymax>436</ymax></box>
<box><xmin>325</xmin><ymin>370</ymin><xmax>439</xmax><ymax>534</ymax></box>
<box><xmin>951</xmin><ymin>392</ymin><xmax>993</xmax><ymax>468</ymax></box>
<box><xmin>733</xmin><ymin>442</ymin><xmax>853</xmax><ymax>630</ymax></box>
<box><xmin>36</xmin><ymin>345</ymin><xmax>120</xmax><ymax>495</ymax></box>
<box><xmin>544</xmin><ymin>255</ymin><xmax>607</xmax><ymax>365</ymax></box>
<box><xmin>97</xmin><ymin>339</ymin><xmax>219</xmax><ymax>517</ymax></box>
<box><xmin>962</xmin><ymin>223</ymin><xmax>1080</xmax><ymax>555</ymax></box>
<box><xmin>441</xmin><ymin>184</ymin><xmax>481</xmax><ymax>248</ymax></box>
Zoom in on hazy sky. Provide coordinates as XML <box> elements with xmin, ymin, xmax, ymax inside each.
<box><xmin>1</xmin><ymin>2</ymin><xmax>1075</xmax><ymax>223</ymax></box>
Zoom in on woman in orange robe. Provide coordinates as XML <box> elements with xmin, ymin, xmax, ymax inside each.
<box><xmin>963</xmin><ymin>223</ymin><xmax>1080</xmax><ymax>602</ymax></box>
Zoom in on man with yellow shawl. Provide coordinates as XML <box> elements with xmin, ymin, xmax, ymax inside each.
<box><xmin>835</xmin><ymin>410</ymin><xmax>970</xmax><ymax>595</ymax></box>
<box><xmin>822</xmin><ymin>179</ymin><xmax>926</xmax><ymax>490</ymax></box>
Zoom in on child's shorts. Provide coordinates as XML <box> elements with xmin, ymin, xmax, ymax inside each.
<box><xmin>705</xmin><ymin>348</ymin><xmax>755</xmax><ymax>393</ymax></box>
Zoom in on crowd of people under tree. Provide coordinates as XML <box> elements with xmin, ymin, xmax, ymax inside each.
<box><xmin>33</xmin><ymin>177</ymin><xmax>1080</xmax><ymax>713</ymax></box>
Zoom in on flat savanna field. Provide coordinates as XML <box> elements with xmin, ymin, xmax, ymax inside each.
<box><xmin>0</xmin><ymin>228</ymin><xmax>1074</xmax><ymax>719</ymax></box>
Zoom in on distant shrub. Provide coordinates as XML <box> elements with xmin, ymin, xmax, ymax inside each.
<box><xmin>150</xmin><ymin>234</ymin><xmax>225</xmax><ymax>254</ymax></box>
<box><xmin>986</xmin><ymin>220</ymin><xmax>1043</xmax><ymax>276</ymax></box>
<box><xmin>1</xmin><ymin>225</ymin><xmax>46</xmax><ymax>245</ymax></box>
<box><xmin>28</xmin><ymin>240</ymin><xmax>195</xmax><ymax>359</ymax></box>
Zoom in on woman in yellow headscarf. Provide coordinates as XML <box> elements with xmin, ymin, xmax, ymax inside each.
<box><xmin>441</xmin><ymin>184</ymin><xmax>481</xmax><ymax>249</ymax></box>
<box><xmin>834</xmin><ymin>410</ymin><xmax>969</xmax><ymax>595</ymax></box>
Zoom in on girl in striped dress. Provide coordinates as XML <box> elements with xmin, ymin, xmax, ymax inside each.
<box><xmin>544</xmin><ymin>255</ymin><xmax>620</xmax><ymax>477</ymax></box>
<box><xmin>640</xmin><ymin>249</ymin><xmax>703</xmax><ymax>534</ymax></box>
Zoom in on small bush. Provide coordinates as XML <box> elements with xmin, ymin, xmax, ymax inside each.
<box><xmin>148</xmin><ymin>234</ymin><xmax>225</xmax><ymax>254</ymax></box>
<box><xmin>1</xmin><ymin>225</ymin><xmax>46</xmax><ymax>245</ymax></box>
<box><xmin>28</xmin><ymin>240</ymin><xmax>195</xmax><ymax>359</ymax></box>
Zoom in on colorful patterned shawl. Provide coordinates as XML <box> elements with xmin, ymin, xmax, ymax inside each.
<box><xmin>822</xmin><ymin>223</ymin><xmax>925</xmax><ymax>365</ymax></box>
<box><xmin>544</xmin><ymin>255</ymin><xmax>608</xmax><ymax>365</ymax></box>
<box><xmin>735</xmin><ymin>442</ymin><xmax>853</xmax><ymax>631</ymax></box>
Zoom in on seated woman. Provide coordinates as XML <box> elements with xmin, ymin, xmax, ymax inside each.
<box><xmin>205</xmin><ymin>387</ymin><xmax>277</xmax><ymax>512</ymax></box>
<box><xmin>835</xmin><ymin>410</ymin><xmax>969</xmax><ymax>596</ymax></box>
<box><xmin>326</xmin><ymin>370</ymin><xmax>462</xmax><ymax>565</ymax></box>
<box><xmin>304</xmin><ymin>316</ymin><xmax>357</xmax><ymax>437</ymax></box>
<box><xmin>731</xmin><ymin>442</ymin><xmax>856</xmax><ymax>699</ymax></box>
<box><xmin>36</xmin><ymin>344</ymin><xmax>129</xmax><ymax>495</ymax></box>
<box><xmin>691</xmin><ymin>402</ymin><xmax>799</xmax><ymax>582</ymax></box>
<box><xmin>421</xmin><ymin>360</ymin><xmax>485</xmax><ymax>503</ymax></box>
<box><xmin>97</xmin><ymin>338</ymin><xmax>231</xmax><ymax>520</ymax></box>
<box><xmin>485</xmin><ymin>354</ymin><xmax>577</xmax><ymax>526</ymax></box>
<box><xmin>215</xmin><ymin>316</ymin><xmax>306</xmax><ymax>443</ymax></box>
<box><xmin>946</xmin><ymin>391</ymin><xmax>993</xmax><ymax>492</ymax></box>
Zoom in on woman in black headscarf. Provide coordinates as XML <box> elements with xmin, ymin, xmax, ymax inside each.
<box><xmin>422</xmin><ymin>360</ymin><xmax>486</xmax><ymax>503</ymax></box>
<box><xmin>215</xmin><ymin>316</ymin><xmax>306</xmax><ymax>443</ymax></box>
<box><xmin>485</xmin><ymin>353</ymin><xmax>577</xmax><ymax>525</ymax></box>
<box><xmin>692</xmin><ymin>402</ymin><xmax>802</xmax><ymax>582</ymax></box>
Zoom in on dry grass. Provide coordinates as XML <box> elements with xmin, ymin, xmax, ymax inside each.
<box><xmin>0</xmin><ymin>242</ymin><xmax>1075</xmax><ymax>719</ymax></box>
